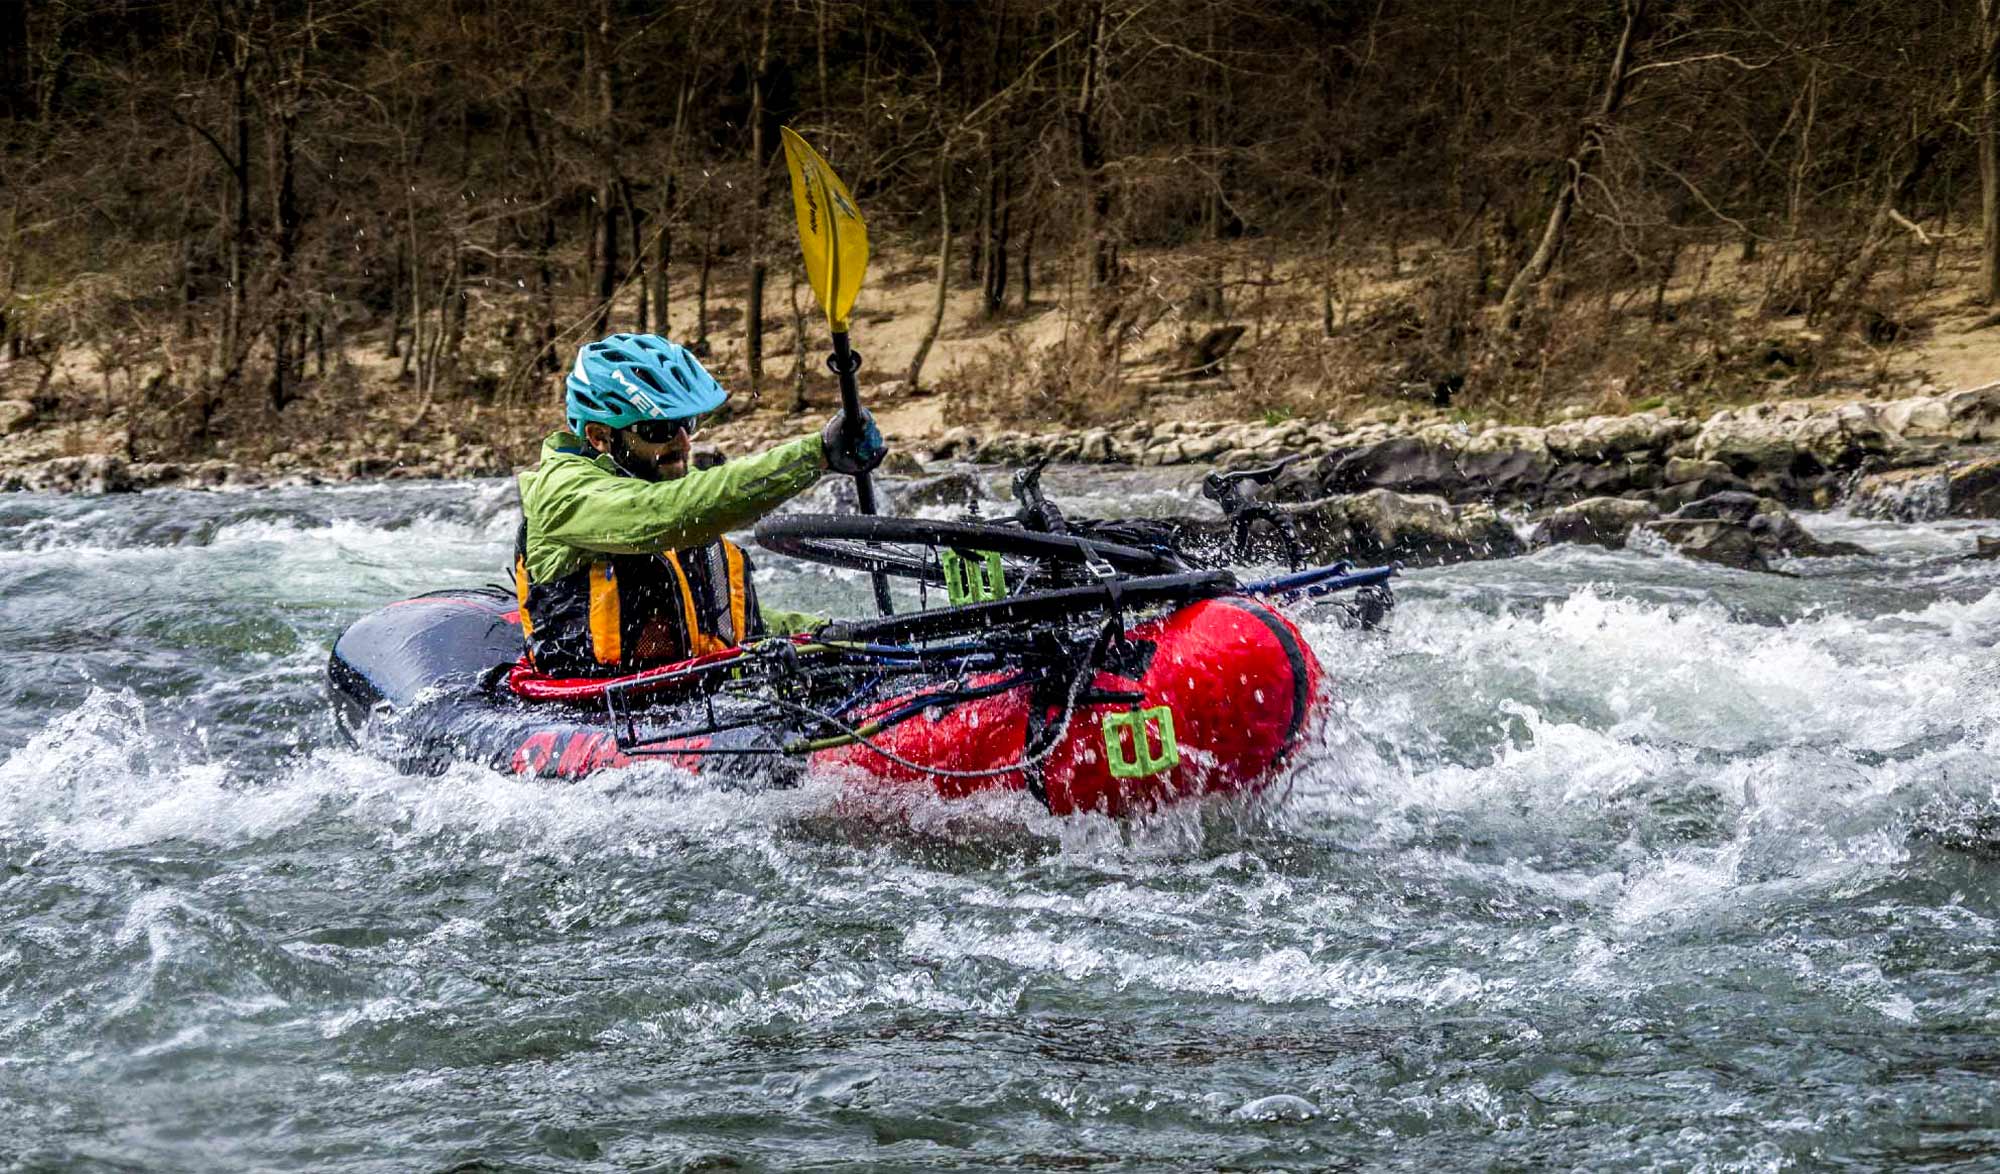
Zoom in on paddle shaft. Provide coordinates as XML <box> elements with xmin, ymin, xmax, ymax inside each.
<box><xmin>831</xmin><ymin>330</ymin><xmax>894</xmax><ymax>614</ymax></box>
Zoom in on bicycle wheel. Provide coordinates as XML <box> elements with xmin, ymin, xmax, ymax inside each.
<box><xmin>816</xmin><ymin>571</ymin><xmax>1237</xmax><ymax>644</ymax></box>
<box><xmin>754</xmin><ymin>513</ymin><xmax>1183</xmax><ymax>588</ymax></box>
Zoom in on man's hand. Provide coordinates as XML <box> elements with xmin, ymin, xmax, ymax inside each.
<box><xmin>822</xmin><ymin>408</ymin><xmax>887</xmax><ymax>475</ymax></box>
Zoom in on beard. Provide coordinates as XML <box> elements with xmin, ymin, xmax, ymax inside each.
<box><xmin>605</xmin><ymin>433</ymin><xmax>686</xmax><ymax>483</ymax></box>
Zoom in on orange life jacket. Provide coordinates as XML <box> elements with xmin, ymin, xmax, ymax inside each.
<box><xmin>512</xmin><ymin>519</ymin><xmax>761</xmax><ymax>677</ymax></box>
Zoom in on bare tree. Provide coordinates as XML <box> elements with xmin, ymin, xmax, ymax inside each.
<box><xmin>1498</xmin><ymin>0</ymin><xmax>1650</xmax><ymax>331</ymax></box>
<box><xmin>743</xmin><ymin>0</ymin><xmax>776</xmax><ymax>399</ymax></box>
<box><xmin>1981</xmin><ymin>0</ymin><xmax>2000</xmax><ymax>304</ymax></box>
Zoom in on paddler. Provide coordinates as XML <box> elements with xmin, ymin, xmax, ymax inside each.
<box><xmin>512</xmin><ymin>331</ymin><xmax>885</xmax><ymax>677</ymax></box>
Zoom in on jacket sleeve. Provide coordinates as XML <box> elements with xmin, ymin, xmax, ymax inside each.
<box><xmin>757</xmin><ymin>604</ymin><xmax>825</xmax><ymax>637</ymax></box>
<box><xmin>529</xmin><ymin>434</ymin><xmax>825</xmax><ymax>560</ymax></box>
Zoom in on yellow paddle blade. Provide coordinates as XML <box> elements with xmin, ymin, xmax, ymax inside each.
<box><xmin>780</xmin><ymin>126</ymin><xmax>869</xmax><ymax>333</ymax></box>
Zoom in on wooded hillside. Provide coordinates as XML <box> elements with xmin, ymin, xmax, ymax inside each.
<box><xmin>4</xmin><ymin>0</ymin><xmax>2000</xmax><ymax>464</ymax></box>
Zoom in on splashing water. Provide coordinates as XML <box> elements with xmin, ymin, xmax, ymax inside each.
<box><xmin>3</xmin><ymin>475</ymin><xmax>1999</xmax><ymax>1170</ymax></box>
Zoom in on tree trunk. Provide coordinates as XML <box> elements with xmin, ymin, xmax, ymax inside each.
<box><xmin>971</xmin><ymin>166</ymin><xmax>991</xmax><ymax>286</ymax></box>
<box><xmin>1020</xmin><ymin>216</ymin><xmax>1035</xmax><ymax>307</ymax></box>
<box><xmin>178</xmin><ymin>128</ymin><xmax>200</xmax><ymax>341</ymax></box>
<box><xmin>697</xmin><ymin>225</ymin><xmax>713</xmax><ymax>349</ymax></box>
<box><xmin>747</xmin><ymin>261</ymin><xmax>766</xmax><ymax>396</ymax></box>
<box><xmin>535</xmin><ymin>203</ymin><xmax>556</xmax><ymax>375</ymax></box>
<box><xmin>745</xmin><ymin>0</ymin><xmax>775</xmax><ymax>397</ymax></box>
<box><xmin>987</xmin><ymin>174</ymin><xmax>1011</xmax><ymax>316</ymax></box>
<box><xmin>815</xmin><ymin>0</ymin><xmax>830</xmax><ymax>112</ymax></box>
<box><xmin>653</xmin><ymin>191</ymin><xmax>671</xmax><ymax>337</ymax></box>
<box><xmin>0</xmin><ymin>0</ymin><xmax>25</xmax><ymax>122</ymax></box>
<box><xmin>6</xmin><ymin>196</ymin><xmax>33</xmax><ymax>355</ymax></box>
<box><xmin>387</xmin><ymin>236</ymin><xmax>404</xmax><ymax>360</ymax></box>
<box><xmin>619</xmin><ymin>177</ymin><xmax>646</xmax><ymax>332</ymax></box>
<box><xmin>221</xmin><ymin>16</ymin><xmax>252</xmax><ymax>378</ymax></box>
<box><xmin>1075</xmin><ymin>0</ymin><xmax>1112</xmax><ymax>291</ymax></box>
<box><xmin>790</xmin><ymin>268</ymin><xmax>810</xmax><ymax>413</ymax></box>
<box><xmin>266</xmin><ymin>63</ymin><xmax>301</xmax><ymax>414</ymax></box>
<box><xmin>588</xmin><ymin>0</ymin><xmax>621</xmax><ymax>338</ymax></box>
<box><xmin>518</xmin><ymin>94</ymin><xmax>559</xmax><ymax>375</ymax></box>
<box><xmin>1497</xmin><ymin>0</ymin><xmax>1649</xmax><ymax>331</ymax></box>
<box><xmin>1787</xmin><ymin>64</ymin><xmax>1819</xmax><ymax>238</ymax></box>
<box><xmin>907</xmin><ymin>166</ymin><xmax>952</xmax><ymax>391</ymax></box>
<box><xmin>443</xmin><ymin>244</ymin><xmax>466</xmax><ymax>379</ymax></box>
<box><xmin>405</xmin><ymin>189</ymin><xmax>425</xmax><ymax>389</ymax></box>
<box><xmin>1649</xmin><ymin>243</ymin><xmax>1680</xmax><ymax>324</ymax></box>
<box><xmin>1982</xmin><ymin>0</ymin><xmax>2000</xmax><ymax>304</ymax></box>
<box><xmin>594</xmin><ymin>184</ymin><xmax>618</xmax><ymax>335</ymax></box>
<box><xmin>1821</xmin><ymin>137</ymin><xmax>1951</xmax><ymax>329</ymax></box>
<box><xmin>1199</xmin><ymin>9</ymin><xmax>1222</xmax><ymax>242</ymax></box>
<box><xmin>658</xmin><ymin>69</ymin><xmax>693</xmax><ymax>342</ymax></box>
<box><xmin>1320</xmin><ymin>187</ymin><xmax>1342</xmax><ymax>338</ymax></box>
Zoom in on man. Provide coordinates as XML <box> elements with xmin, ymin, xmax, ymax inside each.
<box><xmin>513</xmin><ymin>332</ymin><xmax>884</xmax><ymax>678</ymax></box>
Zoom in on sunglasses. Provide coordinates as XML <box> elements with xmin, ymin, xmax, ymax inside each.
<box><xmin>625</xmin><ymin>416</ymin><xmax>700</xmax><ymax>444</ymax></box>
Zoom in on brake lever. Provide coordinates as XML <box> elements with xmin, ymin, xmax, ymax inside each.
<box><xmin>1201</xmin><ymin>454</ymin><xmax>1303</xmax><ymax>518</ymax></box>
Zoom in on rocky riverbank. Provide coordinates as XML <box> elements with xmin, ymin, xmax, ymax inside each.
<box><xmin>6</xmin><ymin>382</ymin><xmax>2000</xmax><ymax>574</ymax></box>
<box><xmin>912</xmin><ymin>380</ymin><xmax>2000</xmax><ymax>573</ymax></box>
<box><xmin>923</xmin><ymin>381</ymin><xmax>2000</xmax><ymax>511</ymax></box>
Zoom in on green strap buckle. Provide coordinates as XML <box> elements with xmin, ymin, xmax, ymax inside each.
<box><xmin>940</xmin><ymin>548</ymin><xmax>1006</xmax><ymax>604</ymax></box>
<box><xmin>1102</xmin><ymin>706</ymin><xmax>1180</xmax><ymax>778</ymax></box>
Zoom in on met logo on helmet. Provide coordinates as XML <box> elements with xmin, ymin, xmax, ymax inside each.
<box><xmin>609</xmin><ymin>369</ymin><xmax>669</xmax><ymax>418</ymax></box>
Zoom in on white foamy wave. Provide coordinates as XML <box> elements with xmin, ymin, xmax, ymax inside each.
<box><xmin>902</xmin><ymin>918</ymin><xmax>1500</xmax><ymax>1009</ymax></box>
<box><xmin>1371</xmin><ymin>586</ymin><xmax>1991</xmax><ymax>754</ymax></box>
<box><xmin>0</xmin><ymin>691</ymin><xmax>868</xmax><ymax>856</ymax></box>
<box><xmin>1382</xmin><ymin>700</ymin><xmax>1690</xmax><ymax>817</ymax></box>
<box><xmin>1879</xmin><ymin>588</ymin><xmax>2000</xmax><ymax>642</ymax></box>
<box><xmin>334</xmin><ymin>753</ymin><xmax>853</xmax><ymax>856</ymax></box>
<box><xmin>0</xmin><ymin>690</ymin><xmax>323</xmax><ymax>851</ymax></box>
<box><xmin>0</xmin><ymin>681</ymin><xmax>1284</xmax><ymax>863</ymax></box>
<box><xmin>603</xmin><ymin>966</ymin><xmax>1022</xmax><ymax>1048</ymax></box>
<box><xmin>209</xmin><ymin>511</ymin><xmax>512</xmax><ymax>552</ymax></box>
<box><xmin>1611</xmin><ymin>822</ymin><xmax>1908</xmax><ymax>933</ymax></box>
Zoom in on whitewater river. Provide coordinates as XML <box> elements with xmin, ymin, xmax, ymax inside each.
<box><xmin>3</xmin><ymin>467</ymin><xmax>2000</xmax><ymax>1171</ymax></box>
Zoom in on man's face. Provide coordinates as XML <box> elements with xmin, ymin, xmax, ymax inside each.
<box><xmin>584</xmin><ymin>422</ymin><xmax>691</xmax><ymax>482</ymax></box>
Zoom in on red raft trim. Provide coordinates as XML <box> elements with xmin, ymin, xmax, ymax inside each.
<box><xmin>503</xmin><ymin>644</ymin><xmax>762</xmax><ymax>703</ymax></box>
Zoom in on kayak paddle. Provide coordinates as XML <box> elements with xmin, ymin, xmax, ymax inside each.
<box><xmin>779</xmin><ymin>126</ymin><xmax>894</xmax><ymax>615</ymax></box>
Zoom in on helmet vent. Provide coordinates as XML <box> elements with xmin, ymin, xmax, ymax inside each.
<box><xmin>566</xmin><ymin>333</ymin><xmax>727</xmax><ymax>430</ymax></box>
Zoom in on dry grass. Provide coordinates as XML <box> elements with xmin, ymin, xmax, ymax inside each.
<box><xmin>9</xmin><ymin>228</ymin><xmax>2000</xmax><ymax>470</ymax></box>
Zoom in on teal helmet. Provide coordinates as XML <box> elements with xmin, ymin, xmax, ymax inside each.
<box><xmin>564</xmin><ymin>333</ymin><xmax>727</xmax><ymax>435</ymax></box>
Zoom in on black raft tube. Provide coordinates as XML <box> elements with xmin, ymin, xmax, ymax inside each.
<box><xmin>830</xmin><ymin>330</ymin><xmax>895</xmax><ymax>615</ymax></box>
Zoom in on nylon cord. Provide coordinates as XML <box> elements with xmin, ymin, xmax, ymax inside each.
<box><xmin>760</xmin><ymin>619</ymin><xmax>1117</xmax><ymax>780</ymax></box>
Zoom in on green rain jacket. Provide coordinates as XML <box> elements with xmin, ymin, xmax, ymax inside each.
<box><xmin>516</xmin><ymin>430</ymin><xmax>827</xmax><ymax>636</ymax></box>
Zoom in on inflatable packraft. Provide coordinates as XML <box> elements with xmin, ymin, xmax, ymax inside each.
<box><xmin>326</xmin><ymin>585</ymin><xmax>1325</xmax><ymax>817</ymax></box>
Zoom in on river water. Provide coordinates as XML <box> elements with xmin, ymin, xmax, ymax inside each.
<box><xmin>3</xmin><ymin>468</ymin><xmax>1999</xmax><ymax>1171</ymax></box>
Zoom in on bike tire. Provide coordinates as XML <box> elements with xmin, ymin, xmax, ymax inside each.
<box><xmin>816</xmin><ymin>571</ymin><xmax>1237</xmax><ymax>644</ymax></box>
<box><xmin>754</xmin><ymin>513</ymin><xmax>1182</xmax><ymax>585</ymax></box>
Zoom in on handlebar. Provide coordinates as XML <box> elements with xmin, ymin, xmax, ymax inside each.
<box><xmin>1201</xmin><ymin>454</ymin><xmax>1303</xmax><ymax>513</ymax></box>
